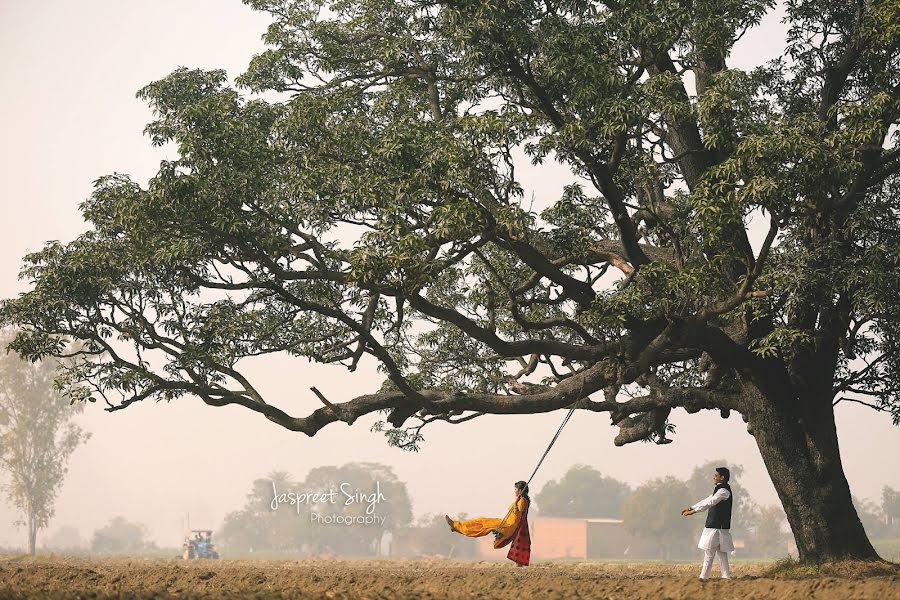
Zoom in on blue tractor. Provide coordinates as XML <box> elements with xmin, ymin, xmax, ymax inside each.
<box><xmin>182</xmin><ymin>529</ymin><xmax>219</xmax><ymax>559</ymax></box>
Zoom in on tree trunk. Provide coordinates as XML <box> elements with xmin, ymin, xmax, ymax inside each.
<box><xmin>27</xmin><ymin>511</ymin><xmax>36</xmax><ymax>556</ymax></box>
<box><xmin>742</xmin><ymin>378</ymin><xmax>880</xmax><ymax>561</ymax></box>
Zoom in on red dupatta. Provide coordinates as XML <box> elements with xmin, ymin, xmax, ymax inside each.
<box><xmin>493</xmin><ymin>497</ymin><xmax>531</xmax><ymax>566</ymax></box>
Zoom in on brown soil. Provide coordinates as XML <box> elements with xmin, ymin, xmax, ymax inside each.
<box><xmin>1</xmin><ymin>555</ymin><xmax>898</xmax><ymax>599</ymax></box>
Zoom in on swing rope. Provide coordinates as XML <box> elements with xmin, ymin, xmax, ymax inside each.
<box><xmin>524</xmin><ymin>401</ymin><xmax>578</xmax><ymax>488</ymax></box>
<box><xmin>521</xmin><ymin>372</ymin><xmax>586</xmax><ymax>490</ymax></box>
<box><xmin>492</xmin><ymin>386</ymin><xmax>582</xmax><ymax>537</ymax></box>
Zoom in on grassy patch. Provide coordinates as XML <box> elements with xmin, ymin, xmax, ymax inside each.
<box><xmin>761</xmin><ymin>557</ymin><xmax>900</xmax><ymax>579</ymax></box>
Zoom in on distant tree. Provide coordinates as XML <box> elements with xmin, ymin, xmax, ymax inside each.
<box><xmin>883</xmin><ymin>486</ymin><xmax>900</xmax><ymax>527</ymax></box>
<box><xmin>622</xmin><ymin>476</ymin><xmax>695</xmax><ymax>560</ymax></box>
<box><xmin>42</xmin><ymin>525</ymin><xmax>85</xmax><ymax>552</ymax></box>
<box><xmin>748</xmin><ymin>504</ymin><xmax>790</xmax><ymax>558</ymax></box>
<box><xmin>302</xmin><ymin>462</ymin><xmax>412</xmax><ymax>555</ymax></box>
<box><xmin>221</xmin><ymin>463</ymin><xmax>412</xmax><ymax>556</ymax></box>
<box><xmin>220</xmin><ymin>470</ymin><xmax>302</xmax><ymax>553</ymax></box>
<box><xmin>219</xmin><ymin>509</ymin><xmax>263</xmax><ymax>554</ymax></box>
<box><xmin>853</xmin><ymin>496</ymin><xmax>884</xmax><ymax>536</ymax></box>
<box><xmin>536</xmin><ymin>464</ymin><xmax>630</xmax><ymax>518</ymax></box>
<box><xmin>0</xmin><ymin>329</ymin><xmax>90</xmax><ymax>555</ymax></box>
<box><xmin>91</xmin><ymin>516</ymin><xmax>154</xmax><ymax>553</ymax></box>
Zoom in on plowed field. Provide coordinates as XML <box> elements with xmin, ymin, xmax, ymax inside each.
<box><xmin>1</xmin><ymin>555</ymin><xmax>897</xmax><ymax>599</ymax></box>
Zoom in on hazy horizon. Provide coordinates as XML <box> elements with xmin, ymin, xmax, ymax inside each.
<box><xmin>1</xmin><ymin>1</ymin><xmax>898</xmax><ymax>551</ymax></box>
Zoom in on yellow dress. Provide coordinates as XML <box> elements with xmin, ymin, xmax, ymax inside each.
<box><xmin>450</xmin><ymin>497</ymin><xmax>527</xmax><ymax>539</ymax></box>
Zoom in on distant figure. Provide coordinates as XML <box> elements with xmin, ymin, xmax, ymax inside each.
<box><xmin>446</xmin><ymin>480</ymin><xmax>531</xmax><ymax>566</ymax></box>
<box><xmin>681</xmin><ymin>466</ymin><xmax>733</xmax><ymax>580</ymax></box>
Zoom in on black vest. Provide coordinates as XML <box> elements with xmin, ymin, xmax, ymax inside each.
<box><xmin>705</xmin><ymin>483</ymin><xmax>732</xmax><ymax>529</ymax></box>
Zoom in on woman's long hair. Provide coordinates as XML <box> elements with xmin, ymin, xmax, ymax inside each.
<box><xmin>514</xmin><ymin>480</ymin><xmax>530</xmax><ymax>500</ymax></box>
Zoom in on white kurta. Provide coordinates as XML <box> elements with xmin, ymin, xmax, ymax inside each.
<box><xmin>691</xmin><ymin>488</ymin><xmax>735</xmax><ymax>552</ymax></box>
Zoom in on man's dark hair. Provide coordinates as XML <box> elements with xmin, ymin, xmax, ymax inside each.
<box><xmin>716</xmin><ymin>467</ymin><xmax>730</xmax><ymax>482</ymax></box>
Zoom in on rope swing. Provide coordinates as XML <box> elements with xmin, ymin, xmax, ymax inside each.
<box><xmin>524</xmin><ymin>401</ymin><xmax>578</xmax><ymax>487</ymax></box>
<box><xmin>518</xmin><ymin>373</ymin><xmax>586</xmax><ymax>493</ymax></box>
<box><xmin>492</xmin><ymin>397</ymin><xmax>580</xmax><ymax>537</ymax></box>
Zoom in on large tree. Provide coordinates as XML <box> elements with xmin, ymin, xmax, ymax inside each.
<box><xmin>0</xmin><ymin>329</ymin><xmax>89</xmax><ymax>555</ymax></box>
<box><xmin>1</xmin><ymin>0</ymin><xmax>898</xmax><ymax>561</ymax></box>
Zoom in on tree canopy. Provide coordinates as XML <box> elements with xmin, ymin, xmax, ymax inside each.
<box><xmin>535</xmin><ymin>464</ymin><xmax>630</xmax><ymax>518</ymax></box>
<box><xmin>2</xmin><ymin>0</ymin><xmax>899</xmax><ymax>561</ymax></box>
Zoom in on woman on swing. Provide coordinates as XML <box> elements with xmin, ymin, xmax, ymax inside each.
<box><xmin>445</xmin><ymin>480</ymin><xmax>531</xmax><ymax>566</ymax></box>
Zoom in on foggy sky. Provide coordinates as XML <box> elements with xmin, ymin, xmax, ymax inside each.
<box><xmin>1</xmin><ymin>1</ymin><xmax>897</xmax><ymax>549</ymax></box>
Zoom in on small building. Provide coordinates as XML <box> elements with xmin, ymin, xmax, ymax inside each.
<box><xmin>477</xmin><ymin>516</ymin><xmax>658</xmax><ymax>560</ymax></box>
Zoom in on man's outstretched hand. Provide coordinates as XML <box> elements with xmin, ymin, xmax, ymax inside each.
<box><xmin>681</xmin><ymin>507</ymin><xmax>695</xmax><ymax>516</ymax></box>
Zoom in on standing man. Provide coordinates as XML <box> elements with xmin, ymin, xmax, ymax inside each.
<box><xmin>681</xmin><ymin>466</ymin><xmax>733</xmax><ymax>580</ymax></box>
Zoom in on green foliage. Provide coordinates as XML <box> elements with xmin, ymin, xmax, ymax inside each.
<box><xmin>0</xmin><ymin>0</ymin><xmax>898</xmax><ymax>450</ymax></box>
<box><xmin>535</xmin><ymin>464</ymin><xmax>631</xmax><ymax>518</ymax></box>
